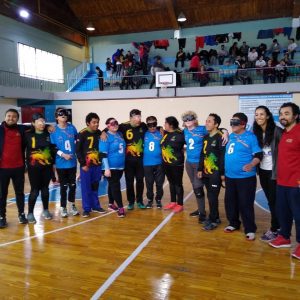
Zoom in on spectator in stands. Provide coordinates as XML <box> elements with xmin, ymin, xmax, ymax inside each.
<box><xmin>139</xmin><ymin>43</ymin><xmax>149</xmax><ymax>75</ymax></box>
<box><xmin>234</xmin><ymin>55</ymin><xmax>243</xmax><ymax>68</ymax></box>
<box><xmin>220</xmin><ymin>60</ymin><xmax>237</xmax><ymax>86</ymax></box>
<box><xmin>209</xmin><ymin>49</ymin><xmax>218</xmax><ymax>66</ymax></box>
<box><xmin>256</xmin><ymin>55</ymin><xmax>267</xmax><ymax>69</ymax></box>
<box><xmin>106</xmin><ymin>58</ymin><xmax>113</xmax><ymax>79</ymax></box>
<box><xmin>269</xmin><ymin>39</ymin><xmax>281</xmax><ymax>63</ymax></box>
<box><xmin>175</xmin><ymin>48</ymin><xmax>186</xmax><ymax>68</ymax></box>
<box><xmin>218</xmin><ymin>45</ymin><xmax>228</xmax><ymax>65</ymax></box>
<box><xmin>257</xmin><ymin>43</ymin><xmax>267</xmax><ymax>58</ymax></box>
<box><xmin>283</xmin><ymin>53</ymin><xmax>294</xmax><ymax>66</ymax></box>
<box><xmin>199</xmin><ymin>49</ymin><xmax>210</xmax><ymax>65</ymax></box>
<box><xmin>263</xmin><ymin>59</ymin><xmax>276</xmax><ymax>84</ymax></box>
<box><xmin>237</xmin><ymin>63</ymin><xmax>252</xmax><ymax>85</ymax></box>
<box><xmin>229</xmin><ymin>42</ymin><xmax>240</xmax><ymax>60</ymax></box>
<box><xmin>198</xmin><ymin>65</ymin><xmax>210</xmax><ymax>87</ymax></box>
<box><xmin>189</xmin><ymin>52</ymin><xmax>200</xmax><ymax>79</ymax></box>
<box><xmin>126</xmin><ymin>51</ymin><xmax>134</xmax><ymax>62</ymax></box>
<box><xmin>149</xmin><ymin>56</ymin><xmax>165</xmax><ymax>89</ymax></box>
<box><xmin>240</xmin><ymin>41</ymin><xmax>250</xmax><ymax>59</ymax></box>
<box><xmin>95</xmin><ymin>66</ymin><xmax>104</xmax><ymax>91</ymax></box>
<box><xmin>120</xmin><ymin>61</ymin><xmax>136</xmax><ymax>90</ymax></box>
<box><xmin>275</xmin><ymin>60</ymin><xmax>288</xmax><ymax>83</ymax></box>
<box><xmin>248</xmin><ymin>47</ymin><xmax>258</xmax><ymax>68</ymax></box>
<box><xmin>286</xmin><ymin>38</ymin><xmax>297</xmax><ymax>60</ymax></box>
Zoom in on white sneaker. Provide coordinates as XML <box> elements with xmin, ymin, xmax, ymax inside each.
<box><xmin>60</xmin><ymin>207</ymin><xmax>68</xmax><ymax>218</ymax></box>
<box><xmin>70</xmin><ymin>204</ymin><xmax>80</xmax><ymax>216</ymax></box>
<box><xmin>246</xmin><ymin>232</ymin><xmax>256</xmax><ymax>241</ymax></box>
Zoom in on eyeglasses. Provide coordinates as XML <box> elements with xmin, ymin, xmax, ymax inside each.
<box><xmin>182</xmin><ymin>115</ymin><xmax>195</xmax><ymax>122</ymax></box>
<box><xmin>57</xmin><ymin>110</ymin><xmax>68</xmax><ymax>117</ymax></box>
<box><xmin>147</xmin><ymin>121</ymin><xmax>157</xmax><ymax>128</ymax></box>
<box><xmin>230</xmin><ymin>119</ymin><xmax>245</xmax><ymax>126</ymax></box>
<box><xmin>108</xmin><ymin>120</ymin><xmax>118</xmax><ymax>127</ymax></box>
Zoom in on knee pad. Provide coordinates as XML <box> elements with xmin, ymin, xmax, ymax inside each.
<box><xmin>194</xmin><ymin>187</ymin><xmax>204</xmax><ymax>199</ymax></box>
<box><xmin>91</xmin><ymin>181</ymin><xmax>99</xmax><ymax>192</ymax></box>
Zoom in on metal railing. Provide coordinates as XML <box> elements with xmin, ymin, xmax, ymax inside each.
<box><xmin>0</xmin><ymin>69</ymin><xmax>65</xmax><ymax>92</ymax></box>
<box><xmin>66</xmin><ymin>61</ymin><xmax>89</xmax><ymax>91</ymax></box>
<box><xmin>68</xmin><ymin>65</ymin><xmax>300</xmax><ymax>91</ymax></box>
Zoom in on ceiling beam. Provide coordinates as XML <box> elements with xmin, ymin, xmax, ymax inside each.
<box><xmin>164</xmin><ymin>0</ymin><xmax>179</xmax><ymax>29</ymax></box>
<box><xmin>292</xmin><ymin>0</ymin><xmax>300</xmax><ymax>17</ymax></box>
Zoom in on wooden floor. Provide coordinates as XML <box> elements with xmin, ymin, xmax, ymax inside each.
<box><xmin>0</xmin><ymin>173</ymin><xmax>300</xmax><ymax>299</ymax></box>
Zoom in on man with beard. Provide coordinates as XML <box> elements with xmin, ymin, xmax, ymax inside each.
<box><xmin>269</xmin><ymin>103</ymin><xmax>300</xmax><ymax>260</ymax></box>
<box><xmin>0</xmin><ymin>109</ymin><xmax>28</xmax><ymax>228</ymax></box>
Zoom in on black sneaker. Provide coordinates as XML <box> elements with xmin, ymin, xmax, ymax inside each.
<box><xmin>216</xmin><ymin>218</ymin><xmax>221</xmax><ymax>224</ymax></box>
<box><xmin>0</xmin><ymin>216</ymin><xmax>7</xmax><ymax>228</ymax></box>
<box><xmin>156</xmin><ymin>200</ymin><xmax>162</xmax><ymax>209</ymax></box>
<box><xmin>203</xmin><ymin>222</ymin><xmax>218</xmax><ymax>231</ymax></box>
<box><xmin>189</xmin><ymin>210</ymin><xmax>200</xmax><ymax>217</ymax></box>
<box><xmin>92</xmin><ymin>208</ymin><xmax>106</xmax><ymax>214</ymax></box>
<box><xmin>18</xmin><ymin>213</ymin><xmax>28</xmax><ymax>224</ymax></box>
<box><xmin>198</xmin><ymin>215</ymin><xmax>207</xmax><ymax>224</ymax></box>
<box><xmin>146</xmin><ymin>201</ymin><xmax>153</xmax><ymax>208</ymax></box>
<box><xmin>82</xmin><ymin>211</ymin><xmax>90</xmax><ymax>218</ymax></box>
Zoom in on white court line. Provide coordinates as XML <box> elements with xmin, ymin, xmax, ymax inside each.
<box><xmin>254</xmin><ymin>188</ymin><xmax>270</xmax><ymax>213</ymax></box>
<box><xmin>0</xmin><ymin>211</ymin><xmax>115</xmax><ymax>248</ymax></box>
<box><xmin>91</xmin><ymin>190</ymin><xmax>194</xmax><ymax>300</ymax></box>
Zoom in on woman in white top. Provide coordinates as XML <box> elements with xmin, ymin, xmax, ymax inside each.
<box><xmin>253</xmin><ymin>106</ymin><xmax>283</xmax><ymax>242</ymax></box>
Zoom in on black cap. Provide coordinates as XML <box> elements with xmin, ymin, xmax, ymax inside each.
<box><xmin>32</xmin><ymin>113</ymin><xmax>44</xmax><ymax>121</ymax></box>
<box><xmin>130</xmin><ymin>109</ymin><xmax>141</xmax><ymax>117</ymax></box>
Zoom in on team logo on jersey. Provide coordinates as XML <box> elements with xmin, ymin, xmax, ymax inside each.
<box><xmin>171</xmin><ymin>136</ymin><xmax>176</xmax><ymax>141</ymax></box>
<box><xmin>126</xmin><ymin>139</ymin><xmax>143</xmax><ymax>157</ymax></box>
<box><xmin>162</xmin><ymin>145</ymin><xmax>177</xmax><ymax>163</ymax></box>
<box><xmin>86</xmin><ymin>150</ymin><xmax>100</xmax><ymax>166</ymax></box>
<box><xmin>204</xmin><ymin>153</ymin><xmax>219</xmax><ymax>174</ymax></box>
<box><xmin>286</xmin><ymin>138</ymin><xmax>293</xmax><ymax>143</ymax></box>
<box><xmin>30</xmin><ymin>148</ymin><xmax>52</xmax><ymax>166</ymax></box>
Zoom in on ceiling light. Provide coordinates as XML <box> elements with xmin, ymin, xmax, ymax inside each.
<box><xmin>177</xmin><ymin>12</ymin><xmax>186</xmax><ymax>22</ymax></box>
<box><xmin>86</xmin><ymin>22</ymin><xmax>95</xmax><ymax>31</ymax></box>
<box><xmin>19</xmin><ymin>9</ymin><xmax>29</xmax><ymax>19</ymax></box>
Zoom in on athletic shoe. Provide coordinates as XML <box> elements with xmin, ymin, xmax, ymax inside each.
<box><xmin>198</xmin><ymin>215</ymin><xmax>207</xmax><ymax>224</ymax></box>
<box><xmin>27</xmin><ymin>213</ymin><xmax>37</xmax><ymax>224</ymax></box>
<box><xmin>92</xmin><ymin>208</ymin><xmax>106</xmax><ymax>214</ymax></box>
<box><xmin>224</xmin><ymin>225</ymin><xmax>238</xmax><ymax>233</ymax></box>
<box><xmin>42</xmin><ymin>210</ymin><xmax>53</xmax><ymax>220</ymax></box>
<box><xmin>189</xmin><ymin>210</ymin><xmax>200</xmax><ymax>217</ymax></box>
<box><xmin>127</xmin><ymin>203</ymin><xmax>134</xmax><ymax>210</ymax></box>
<box><xmin>292</xmin><ymin>244</ymin><xmax>300</xmax><ymax>260</ymax></box>
<box><xmin>163</xmin><ymin>202</ymin><xmax>176</xmax><ymax>210</ymax></box>
<box><xmin>203</xmin><ymin>222</ymin><xmax>218</xmax><ymax>231</ymax></box>
<box><xmin>0</xmin><ymin>216</ymin><xmax>7</xmax><ymax>228</ymax></box>
<box><xmin>18</xmin><ymin>213</ymin><xmax>28</xmax><ymax>224</ymax></box>
<box><xmin>146</xmin><ymin>201</ymin><xmax>153</xmax><ymax>209</ymax></box>
<box><xmin>70</xmin><ymin>204</ymin><xmax>80</xmax><ymax>216</ymax></box>
<box><xmin>137</xmin><ymin>202</ymin><xmax>146</xmax><ymax>209</ymax></box>
<box><xmin>82</xmin><ymin>211</ymin><xmax>90</xmax><ymax>218</ymax></box>
<box><xmin>260</xmin><ymin>230</ymin><xmax>278</xmax><ymax>242</ymax></box>
<box><xmin>269</xmin><ymin>235</ymin><xmax>291</xmax><ymax>248</ymax></box>
<box><xmin>60</xmin><ymin>207</ymin><xmax>68</xmax><ymax>218</ymax></box>
<box><xmin>173</xmin><ymin>204</ymin><xmax>184</xmax><ymax>213</ymax></box>
<box><xmin>216</xmin><ymin>218</ymin><xmax>222</xmax><ymax>225</ymax></box>
<box><xmin>117</xmin><ymin>208</ymin><xmax>125</xmax><ymax>218</ymax></box>
<box><xmin>246</xmin><ymin>232</ymin><xmax>256</xmax><ymax>241</ymax></box>
<box><xmin>108</xmin><ymin>204</ymin><xmax>118</xmax><ymax>211</ymax></box>
<box><xmin>156</xmin><ymin>200</ymin><xmax>162</xmax><ymax>209</ymax></box>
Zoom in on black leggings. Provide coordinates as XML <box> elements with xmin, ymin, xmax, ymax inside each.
<box><xmin>56</xmin><ymin>167</ymin><xmax>77</xmax><ymax>208</ymax></box>
<box><xmin>28</xmin><ymin>167</ymin><xmax>51</xmax><ymax>213</ymax></box>
<box><xmin>107</xmin><ymin>169</ymin><xmax>124</xmax><ymax>208</ymax></box>
<box><xmin>163</xmin><ymin>164</ymin><xmax>184</xmax><ymax>205</ymax></box>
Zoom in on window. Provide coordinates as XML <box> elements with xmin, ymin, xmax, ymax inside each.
<box><xmin>17</xmin><ymin>43</ymin><xmax>64</xmax><ymax>83</ymax></box>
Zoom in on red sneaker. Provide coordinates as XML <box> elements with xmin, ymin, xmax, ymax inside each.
<box><xmin>163</xmin><ymin>202</ymin><xmax>176</xmax><ymax>210</ymax></box>
<box><xmin>269</xmin><ymin>235</ymin><xmax>291</xmax><ymax>248</ymax></box>
<box><xmin>173</xmin><ymin>204</ymin><xmax>183</xmax><ymax>213</ymax></box>
<box><xmin>292</xmin><ymin>244</ymin><xmax>300</xmax><ymax>260</ymax></box>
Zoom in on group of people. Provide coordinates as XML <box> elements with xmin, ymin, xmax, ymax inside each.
<box><xmin>0</xmin><ymin>103</ymin><xmax>299</xmax><ymax>259</ymax></box>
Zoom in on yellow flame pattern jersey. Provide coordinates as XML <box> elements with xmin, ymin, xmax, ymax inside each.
<box><xmin>161</xmin><ymin>129</ymin><xmax>185</xmax><ymax>166</ymax></box>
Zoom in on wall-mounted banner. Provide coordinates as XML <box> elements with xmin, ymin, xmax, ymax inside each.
<box><xmin>239</xmin><ymin>94</ymin><xmax>293</xmax><ymax>130</ymax></box>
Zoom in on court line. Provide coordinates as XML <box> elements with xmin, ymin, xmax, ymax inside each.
<box><xmin>254</xmin><ymin>188</ymin><xmax>270</xmax><ymax>213</ymax></box>
<box><xmin>0</xmin><ymin>211</ymin><xmax>115</xmax><ymax>248</ymax></box>
<box><xmin>90</xmin><ymin>190</ymin><xmax>194</xmax><ymax>300</ymax></box>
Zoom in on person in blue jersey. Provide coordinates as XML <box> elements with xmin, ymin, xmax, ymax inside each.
<box><xmin>99</xmin><ymin>118</ymin><xmax>126</xmax><ymax>218</ymax></box>
<box><xmin>224</xmin><ymin>113</ymin><xmax>262</xmax><ymax>241</ymax></box>
<box><xmin>182</xmin><ymin>111</ymin><xmax>208</xmax><ymax>222</ymax></box>
<box><xmin>50</xmin><ymin>108</ymin><xmax>80</xmax><ymax>218</ymax></box>
<box><xmin>143</xmin><ymin>116</ymin><xmax>164</xmax><ymax>209</ymax></box>
<box><xmin>76</xmin><ymin>113</ymin><xmax>107</xmax><ymax>217</ymax></box>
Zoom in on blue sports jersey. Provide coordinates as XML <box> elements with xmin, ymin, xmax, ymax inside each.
<box><xmin>184</xmin><ymin>126</ymin><xmax>207</xmax><ymax>163</ymax></box>
<box><xmin>50</xmin><ymin>123</ymin><xmax>77</xmax><ymax>169</ymax></box>
<box><xmin>143</xmin><ymin>130</ymin><xmax>162</xmax><ymax>166</ymax></box>
<box><xmin>225</xmin><ymin>130</ymin><xmax>262</xmax><ymax>178</ymax></box>
<box><xmin>99</xmin><ymin>131</ymin><xmax>126</xmax><ymax>169</ymax></box>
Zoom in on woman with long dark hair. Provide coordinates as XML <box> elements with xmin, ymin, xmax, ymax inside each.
<box><xmin>161</xmin><ymin>116</ymin><xmax>185</xmax><ymax>213</ymax></box>
<box><xmin>253</xmin><ymin>105</ymin><xmax>283</xmax><ymax>242</ymax></box>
